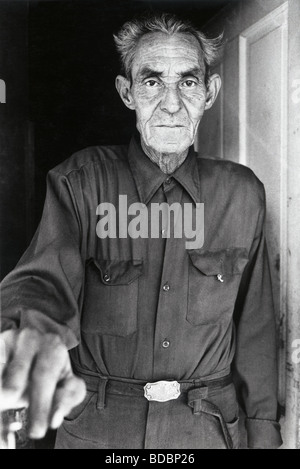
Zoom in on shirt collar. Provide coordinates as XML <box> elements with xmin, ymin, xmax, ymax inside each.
<box><xmin>127</xmin><ymin>133</ymin><xmax>201</xmax><ymax>205</ymax></box>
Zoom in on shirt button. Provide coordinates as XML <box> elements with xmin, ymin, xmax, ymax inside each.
<box><xmin>163</xmin><ymin>283</ymin><xmax>170</xmax><ymax>292</ymax></box>
<box><xmin>162</xmin><ymin>340</ymin><xmax>170</xmax><ymax>348</ymax></box>
<box><xmin>165</xmin><ymin>178</ymin><xmax>172</xmax><ymax>185</ymax></box>
<box><xmin>103</xmin><ymin>273</ymin><xmax>111</xmax><ymax>282</ymax></box>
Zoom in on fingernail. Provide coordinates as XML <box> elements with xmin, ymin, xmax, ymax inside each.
<box><xmin>50</xmin><ymin>410</ymin><xmax>64</xmax><ymax>429</ymax></box>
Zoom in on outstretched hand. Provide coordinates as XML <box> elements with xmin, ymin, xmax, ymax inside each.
<box><xmin>0</xmin><ymin>329</ymin><xmax>86</xmax><ymax>439</ymax></box>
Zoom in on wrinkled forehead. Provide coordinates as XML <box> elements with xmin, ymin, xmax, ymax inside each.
<box><xmin>131</xmin><ymin>32</ymin><xmax>206</xmax><ymax>79</ymax></box>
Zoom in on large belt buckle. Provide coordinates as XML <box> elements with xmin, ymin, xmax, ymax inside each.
<box><xmin>144</xmin><ymin>380</ymin><xmax>181</xmax><ymax>402</ymax></box>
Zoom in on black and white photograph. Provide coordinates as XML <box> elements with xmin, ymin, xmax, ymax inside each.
<box><xmin>0</xmin><ymin>0</ymin><xmax>300</xmax><ymax>451</ymax></box>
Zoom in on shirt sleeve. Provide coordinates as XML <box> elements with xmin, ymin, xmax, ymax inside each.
<box><xmin>0</xmin><ymin>169</ymin><xmax>84</xmax><ymax>350</ymax></box>
<box><xmin>232</xmin><ymin>185</ymin><xmax>283</xmax><ymax>449</ymax></box>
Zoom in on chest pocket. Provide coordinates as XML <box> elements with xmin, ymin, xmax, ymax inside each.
<box><xmin>82</xmin><ymin>258</ymin><xmax>143</xmax><ymax>337</ymax></box>
<box><xmin>187</xmin><ymin>248</ymin><xmax>248</xmax><ymax>326</ymax></box>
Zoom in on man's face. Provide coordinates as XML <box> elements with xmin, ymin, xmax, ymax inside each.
<box><xmin>117</xmin><ymin>32</ymin><xmax>216</xmax><ymax>156</ymax></box>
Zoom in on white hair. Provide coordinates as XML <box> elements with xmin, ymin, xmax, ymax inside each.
<box><xmin>113</xmin><ymin>12</ymin><xmax>224</xmax><ymax>87</ymax></box>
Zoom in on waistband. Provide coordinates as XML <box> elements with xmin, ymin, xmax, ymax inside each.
<box><xmin>72</xmin><ymin>362</ymin><xmax>232</xmax><ymax>396</ymax></box>
<box><xmin>72</xmin><ymin>362</ymin><xmax>234</xmax><ymax>449</ymax></box>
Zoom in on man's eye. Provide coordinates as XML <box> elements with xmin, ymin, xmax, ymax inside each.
<box><xmin>145</xmin><ymin>80</ymin><xmax>160</xmax><ymax>87</ymax></box>
<box><xmin>181</xmin><ymin>80</ymin><xmax>197</xmax><ymax>88</ymax></box>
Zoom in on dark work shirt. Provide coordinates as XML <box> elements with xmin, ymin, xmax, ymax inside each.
<box><xmin>1</xmin><ymin>134</ymin><xmax>282</xmax><ymax>448</ymax></box>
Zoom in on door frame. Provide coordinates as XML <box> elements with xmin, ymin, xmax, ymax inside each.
<box><xmin>201</xmin><ymin>0</ymin><xmax>300</xmax><ymax>448</ymax></box>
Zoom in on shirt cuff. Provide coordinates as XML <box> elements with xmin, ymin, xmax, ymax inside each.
<box><xmin>245</xmin><ymin>418</ymin><xmax>283</xmax><ymax>449</ymax></box>
<box><xmin>2</xmin><ymin>307</ymin><xmax>79</xmax><ymax>350</ymax></box>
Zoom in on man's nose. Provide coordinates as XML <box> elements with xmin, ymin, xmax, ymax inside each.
<box><xmin>160</xmin><ymin>86</ymin><xmax>182</xmax><ymax>114</ymax></box>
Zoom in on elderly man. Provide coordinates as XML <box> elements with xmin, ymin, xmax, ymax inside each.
<box><xmin>0</xmin><ymin>13</ymin><xmax>282</xmax><ymax>449</ymax></box>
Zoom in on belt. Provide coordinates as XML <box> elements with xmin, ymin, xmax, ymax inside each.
<box><xmin>72</xmin><ymin>362</ymin><xmax>234</xmax><ymax>449</ymax></box>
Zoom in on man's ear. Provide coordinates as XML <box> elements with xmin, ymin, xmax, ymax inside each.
<box><xmin>205</xmin><ymin>74</ymin><xmax>222</xmax><ymax>110</ymax></box>
<box><xmin>115</xmin><ymin>75</ymin><xmax>135</xmax><ymax>110</ymax></box>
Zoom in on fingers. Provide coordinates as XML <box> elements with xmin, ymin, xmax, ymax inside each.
<box><xmin>0</xmin><ymin>329</ymin><xmax>40</xmax><ymax>411</ymax></box>
<box><xmin>50</xmin><ymin>376</ymin><xmax>86</xmax><ymax>430</ymax></box>
<box><xmin>0</xmin><ymin>328</ymin><xmax>85</xmax><ymax>440</ymax></box>
<box><xmin>27</xmin><ymin>333</ymin><xmax>72</xmax><ymax>439</ymax></box>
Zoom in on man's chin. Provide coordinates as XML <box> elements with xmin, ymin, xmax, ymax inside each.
<box><xmin>150</xmin><ymin>142</ymin><xmax>191</xmax><ymax>155</ymax></box>
<box><xmin>144</xmin><ymin>128</ymin><xmax>193</xmax><ymax>153</ymax></box>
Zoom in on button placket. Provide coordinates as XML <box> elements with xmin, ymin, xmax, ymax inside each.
<box><xmin>152</xmin><ymin>184</ymin><xmax>185</xmax><ymax>376</ymax></box>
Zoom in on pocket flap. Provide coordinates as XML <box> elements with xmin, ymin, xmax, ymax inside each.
<box><xmin>188</xmin><ymin>248</ymin><xmax>248</xmax><ymax>276</ymax></box>
<box><xmin>87</xmin><ymin>258</ymin><xmax>143</xmax><ymax>285</ymax></box>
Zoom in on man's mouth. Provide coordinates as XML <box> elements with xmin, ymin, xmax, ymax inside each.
<box><xmin>155</xmin><ymin>125</ymin><xmax>185</xmax><ymax>128</ymax></box>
